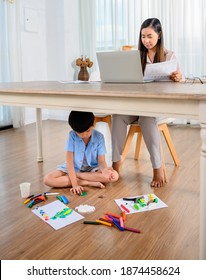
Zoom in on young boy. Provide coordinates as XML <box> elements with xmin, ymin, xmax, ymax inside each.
<box><xmin>44</xmin><ymin>111</ymin><xmax>119</xmax><ymax>194</ymax></box>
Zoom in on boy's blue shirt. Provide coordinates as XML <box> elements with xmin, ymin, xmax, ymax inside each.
<box><xmin>64</xmin><ymin>129</ymin><xmax>106</xmax><ymax>172</ymax></box>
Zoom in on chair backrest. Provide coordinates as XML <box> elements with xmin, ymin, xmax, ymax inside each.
<box><xmin>122</xmin><ymin>45</ymin><xmax>135</xmax><ymax>51</ymax></box>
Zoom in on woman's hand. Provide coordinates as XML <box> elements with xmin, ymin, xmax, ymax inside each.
<box><xmin>70</xmin><ymin>185</ymin><xmax>84</xmax><ymax>195</ymax></box>
<box><xmin>169</xmin><ymin>70</ymin><xmax>182</xmax><ymax>82</ymax></box>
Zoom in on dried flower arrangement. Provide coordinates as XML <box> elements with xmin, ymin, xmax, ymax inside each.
<box><xmin>76</xmin><ymin>56</ymin><xmax>93</xmax><ymax>68</ymax></box>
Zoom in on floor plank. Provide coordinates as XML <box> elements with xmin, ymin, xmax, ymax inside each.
<box><xmin>0</xmin><ymin>120</ymin><xmax>200</xmax><ymax>260</ymax></box>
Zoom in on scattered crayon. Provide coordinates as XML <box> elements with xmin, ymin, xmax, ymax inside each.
<box><xmin>83</xmin><ymin>221</ymin><xmax>101</xmax><ymax>225</ymax></box>
<box><xmin>133</xmin><ymin>203</ymin><xmax>140</xmax><ymax>210</ymax></box>
<box><xmin>122</xmin><ymin>211</ymin><xmax>126</xmax><ymax>221</ymax></box>
<box><xmin>147</xmin><ymin>197</ymin><xmax>159</xmax><ymax>206</ymax></box>
<box><xmin>112</xmin><ymin>219</ymin><xmax>124</xmax><ymax>231</ymax></box>
<box><xmin>120</xmin><ymin>217</ymin><xmax>124</xmax><ymax>228</ymax></box>
<box><xmin>99</xmin><ymin>218</ymin><xmax>114</xmax><ymax>225</ymax></box>
<box><xmin>96</xmin><ymin>219</ymin><xmax>113</xmax><ymax>227</ymax></box>
<box><xmin>102</xmin><ymin>215</ymin><xmax>113</xmax><ymax>221</ymax></box>
<box><xmin>120</xmin><ymin>204</ymin><xmax>130</xmax><ymax>213</ymax></box>
<box><xmin>124</xmin><ymin>226</ymin><xmax>141</xmax><ymax>233</ymax></box>
<box><xmin>105</xmin><ymin>212</ymin><xmax>121</xmax><ymax>219</ymax></box>
<box><xmin>107</xmin><ymin>214</ymin><xmax>120</xmax><ymax>223</ymax></box>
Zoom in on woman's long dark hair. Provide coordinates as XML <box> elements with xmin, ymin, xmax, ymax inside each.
<box><xmin>138</xmin><ymin>18</ymin><xmax>165</xmax><ymax>74</ymax></box>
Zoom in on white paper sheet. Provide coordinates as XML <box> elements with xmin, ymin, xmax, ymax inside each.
<box><xmin>115</xmin><ymin>194</ymin><xmax>168</xmax><ymax>214</ymax></box>
<box><xmin>32</xmin><ymin>200</ymin><xmax>84</xmax><ymax>230</ymax></box>
<box><xmin>144</xmin><ymin>59</ymin><xmax>178</xmax><ymax>81</ymax></box>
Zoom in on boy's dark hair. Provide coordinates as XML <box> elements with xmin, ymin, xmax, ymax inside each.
<box><xmin>68</xmin><ymin>111</ymin><xmax>95</xmax><ymax>133</ymax></box>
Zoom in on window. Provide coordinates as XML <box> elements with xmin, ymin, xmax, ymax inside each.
<box><xmin>95</xmin><ymin>0</ymin><xmax>206</xmax><ymax>77</ymax></box>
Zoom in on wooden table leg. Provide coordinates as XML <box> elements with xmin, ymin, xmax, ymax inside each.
<box><xmin>36</xmin><ymin>108</ymin><xmax>43</xmax><ymax>162</ymax></box>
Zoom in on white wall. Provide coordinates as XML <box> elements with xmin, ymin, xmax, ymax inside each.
<box><xmin>20</xmin><ymin>0</ymin><xmax>47</xmax><ymax>81</ymax></box>
<box><xmin>18</xmin><ymin>0</ymin><xmax>46</xmax><ymax>123</ymax></box>
<box><xmin>18</xmin><ymin>0</ymin><xmax>80</xmax><ymax>124</ymax></box>
<box><xmin>46</xmin><ymin>0</ymin><xmax>81</xmax><ymax>121</ymax></box>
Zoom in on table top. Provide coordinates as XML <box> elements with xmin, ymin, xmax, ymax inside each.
<box><xmin>0</xmin><ymin>80</ymin><xmax>206</xmax><ymax>100</ymax></box>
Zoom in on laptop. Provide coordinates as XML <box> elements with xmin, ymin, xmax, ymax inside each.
<box><xmin>96</xmin><ymin>50</ymin><xmax>153</xmax><ymax>83</ymax></box>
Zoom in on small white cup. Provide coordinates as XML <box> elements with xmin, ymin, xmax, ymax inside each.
<box><xmin>19</xmin><ymin>182</ymin><xmax>31</xmax><ymax>198</ymax></box>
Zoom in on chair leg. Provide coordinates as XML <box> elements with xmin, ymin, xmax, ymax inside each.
<box><xmin>104</xmin><ymin>115</ymin><xmax>112</xmax><ymax>131</ymax></box>
<box><xmin>122</xmin><ymin>123</ymin><xmax>179</xmax><ymax>184</ymax></box>
<box><xmin>122</xmin><ymin>126</ymin><xmax>137</xmax><ymax>160</ymax></box>
<box><xmin>159</xmin><ymin>123</ymin><xmax>180</xmax><ymax>166</ymax></box>
<box><xmin>134</xmin><ymin>132</ymin><xmax>142</xmax><ymax>160</ymax></box>
<box><xmin>160</xmin><ymin>143</ymin><xmax>168</xmax><ymax>183</ymax></box>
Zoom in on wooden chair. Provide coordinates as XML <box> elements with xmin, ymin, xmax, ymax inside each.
<box><xmin>94</xmin><ymin>114</ymin><xmax>112</xmax><ymax>131</ymax></box>
<box><xmin>122</xmin><ymin>119</ymin><xmax>180</xmax><ymax>182</ymax></box>
<box><xmin>122</xmin><ymin>45</ymin><xmax>135</xmax><ymax>51</ymax></box>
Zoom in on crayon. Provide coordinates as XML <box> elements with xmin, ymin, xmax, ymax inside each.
<box><xmin>44</xmin><ymin>192</ymin><xmax>59</xmax><ymax>196</ymax></box>
<box><xmin>112</xmin><ymin>219</ymin><xmax>124</xmax><ymax>231</ymax></box>
<box><xmin>31</xmin><ymin>193</ymin><xmax>43</xmax><ymax>199</ymax></box>
<box><xmin>124</xmin><ymin>226</ymin><xmax>141</xmax><ymax>233</ymax></box>
<box><xmin>26</xmin><ymin>194</ymin><xmax>35</xmax><ymax>199</ymax></box>
<box><xmin>23</xmin><ymin>198</ymin><xmax>31</xmax><ymax>204</ymax></box>
<box><xmin>34</xmin><ymin>195</ymin><xmax>46</xmax><ymax>201</ymax></box>
<box><xmin>27</xmin><ymin>200</ymin><xmax>35</xmax><ymax>208</ymax></box>
<box><xmin>149</xmin><ymin>193</ymin><xmax>154</xmax><ymax>201</ymax></box>
<box><xmin>133</xmin><ymin>203</ymin><xmax>140</xmax><ymax>210</ymax></box>
<box><xmin>24</xmin><ymin>194</ymin><xmax>41</xmax><ymax>204</ymax></box>
<box><xmin>106</xmin><ymin>215</ymin><xmax>124</xmax><ymax>231</ymax></box>
<box><xmin>147</xmin><ymin>198</ymin><xmax>159</xmax><ymax>206</ymax></box>
<box><xmin>102</xmin><ymin>215</ymin><xmax>113</xmax><ymax>221</ymax></box>
<box><xmin>120</xmin><ymin>204</ymin><xmax>130</xmax><ymax>213</ymax></box>
<box><xmin>83</xmin><ymin>221</ymin><xmax>101</xmax><ymax>225</ymax></box>
<box><xmin>137</xmin><ymin>199</ymin><xmax>146</xmax><ymax>207</ymax></box>
<box><xmin>105</xmin><ymin>212</ymin><xmax>121</xmax><ymax>219</ymax></box>
<box><xmin>107</xmin><ymin>215</ymin><xmax>120</xmax><ymax>223</ymax></box>
<box><xmin>99</xmin><ymin>218</ymin><xmax>114</xmax><ymax>225</ymax></box>
<box><xmin>120</xmin><ymin>217</ymin><xmax>124</xmax><ymax>228</ymax></box>
<box><xmin>122</xmin><ymin>211</ymin><xmax>126</xmax><ymax>221</ymax></box>
<box><xmin>123</xmin><ymin>196</ymin><xmax>144</xmax><ymax>203</ymax></box>
<box><xmin>96</xmin><ymin>219</ymin><xmax>113</xmax><ymax>227</ymax></box>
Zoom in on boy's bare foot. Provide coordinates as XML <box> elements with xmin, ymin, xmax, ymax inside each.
<box><xmin>150</xmin><ymin>166</ymin><xmax>165</xmax><ymax>188</ymax></box>
<box><xmin>112</xmin><ymin>159</ymin><xmax>123</xmax><ymax>173</ymax></box>
<box><xmin>89</xmin><ymin>181</ymin><xmax>105</xmax><ymax>188</ymax></box>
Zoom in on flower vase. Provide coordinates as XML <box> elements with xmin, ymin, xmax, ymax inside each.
<box><xmin>78</xmin><ymin>66</ymin><xmax>89</xmax><ymax>81</ymax></box>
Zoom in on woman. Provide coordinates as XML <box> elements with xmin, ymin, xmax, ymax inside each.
<box><xmin>112</xmin><ymin>18</ymin><xmax>182</xmax><ymax>188</ymax></box>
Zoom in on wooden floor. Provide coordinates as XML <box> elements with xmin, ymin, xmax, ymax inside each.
<box><xmin>0</xmin><ymin>120</ymin><xmax>200</xmax><ymax>260</ymax></box>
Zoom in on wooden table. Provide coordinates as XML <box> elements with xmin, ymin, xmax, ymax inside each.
<box><xmin>0</xmin><ymin>80</ymin><xmax>206</xmax><ymax>259</ymax></box>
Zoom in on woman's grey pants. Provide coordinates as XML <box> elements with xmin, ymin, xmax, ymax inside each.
<box><xmin>111</xmin><ymin>114</ymin><xmax>162</xmax><ymax>169</ymax></box>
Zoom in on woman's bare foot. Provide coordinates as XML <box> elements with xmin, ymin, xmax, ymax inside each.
<box><xmin>112</xmin><ymin>159</ymin><xmax>123</xmax><ymax>173</ymax></box>
<box><xmin>89</xmin><ymin>181</ymin><xmax>105</xmax><ymax>188</ymax></box>
<box><xmin>150</xmin><ymin>166</ymin><xmax>165</xmax><ymax>188</ymax></box>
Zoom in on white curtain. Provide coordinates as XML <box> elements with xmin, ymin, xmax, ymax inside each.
<box><xmin>79</xmin><ymin>0</ymin><xmax>205</xmax><ymax>124</ymax></box>
<box><xmin>0</xmin><ymin>0</ymin><xmax>24</xmax><ymax>128</ymax></box>
<box><xmin>0</xmin><ymin>0</ymin><xmax>12</xmax><ymax>127</ymax></box>
<box><xmin>78</xmin><ymin>0</ymin><xmax>96</xmax><ymax>75</ymax></box>
<box><xmin>79</xmin><ymin>0</ymin><xmax>206</xmax><ymax>78</ymax></box>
